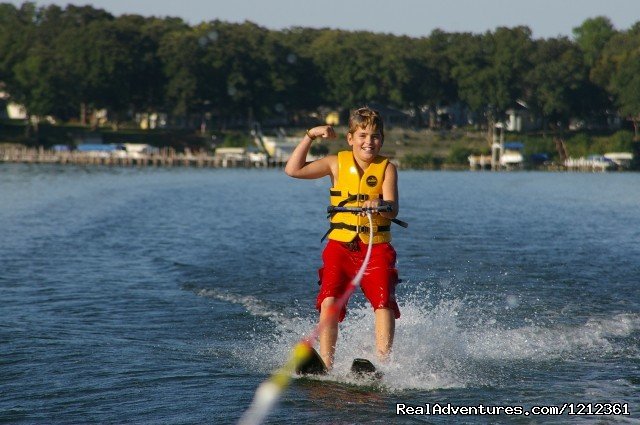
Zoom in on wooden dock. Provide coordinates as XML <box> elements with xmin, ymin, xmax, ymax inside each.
<box><xmin>0</xmin><ymin>146</ymin><xmax>277</xmax><ymax>168</ymax></box>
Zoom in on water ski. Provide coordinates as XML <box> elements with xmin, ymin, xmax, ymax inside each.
<box><xmin>295</xmin><ymin>347</ymin><xmax>328</xmax><ymax>376</ymax></box>
<box><xmin>350</xmin><ymin>358</ymin><xmax>383</xmax><ymax>380</ymax></box>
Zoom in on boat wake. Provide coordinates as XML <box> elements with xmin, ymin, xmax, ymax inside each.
<box><xmin>197</xmin><ymin>284</ymin><xmax>640</xmax><ymax>392</ymax></box>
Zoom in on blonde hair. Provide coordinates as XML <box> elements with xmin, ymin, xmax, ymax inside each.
<box><xmin>348</xmin><ymin>106</ymin><xmax>384</xmax><ymax>139</ymax></box>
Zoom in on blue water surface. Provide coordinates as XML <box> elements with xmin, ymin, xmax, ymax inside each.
<box><xmin>1</xmin><ymin>164</ymin><xmax>638</xmax><ymax>424</ymax></box>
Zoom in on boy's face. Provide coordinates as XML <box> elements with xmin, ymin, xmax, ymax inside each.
<box><xmin>347</xmin><ymin>125</ymin><xmax>383</xmax><ymax>164</ymax></box>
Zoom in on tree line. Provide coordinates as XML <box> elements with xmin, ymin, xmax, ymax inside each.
<box><xmin>1</xmin><ymin>2</ymin><xmax>639</xmax><ymax>138</ymax></box>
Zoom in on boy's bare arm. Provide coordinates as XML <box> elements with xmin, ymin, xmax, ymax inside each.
<box><xmin>381</xmin><ymin>163</ymin><xmax>399</xmax><ymax>219</ymax></box>
<box><xmin>284</xmin><ymin>126</ymin><xmax>337</xmax><ymax>179</ymax></box>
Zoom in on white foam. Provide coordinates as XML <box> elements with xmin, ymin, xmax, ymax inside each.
<box><xmin>195</xmin><ymin>287</ymin><xmax>287</xmax><ymax>324</ymax></box>
<box><xmin>465</xmin><ymin>313</ymin><xmax>640</xmax><ymax>361</ymax></box>
<box><xmin>211</xmin><ymin>286</ymin><xmax>639</xmax><ymax>392</ymax></box>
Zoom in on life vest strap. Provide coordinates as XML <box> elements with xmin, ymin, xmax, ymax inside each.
<box><xmin>391</xmin><ymin>218</ymin><xmax>409</xmax><ymax>228</ymax></box>
<box><xmin>321</xmin><ymin>222</ymin><xmax>391</xmax><ymax>242</ymax></box>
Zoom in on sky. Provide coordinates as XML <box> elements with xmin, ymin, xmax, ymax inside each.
<box><xmin>6</xmin><ymin>0</ymin><xmax>640</xmax><ymax>39</ymax></box>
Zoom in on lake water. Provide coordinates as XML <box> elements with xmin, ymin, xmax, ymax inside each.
<box><xmin>1</xmin><ymin>164</ymin><xmax>638</xmax><ymax>424</ymax></box>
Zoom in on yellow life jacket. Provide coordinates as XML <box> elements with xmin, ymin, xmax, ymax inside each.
<box><xmin>327</xmin><ymin>151</ymin><xmax>392</xmax><ymax>244</ymax></box>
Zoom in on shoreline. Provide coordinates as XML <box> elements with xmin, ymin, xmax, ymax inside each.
<box><xmin>1</xmin><ymin>149</ymin><xmax>635</xmax><ymax>172</ymax></box>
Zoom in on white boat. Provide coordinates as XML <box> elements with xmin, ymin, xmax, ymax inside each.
<box><xmin>604</xmin><ymin>152</ymin><xmax>633</xmax><ymax>169</ymax></box>
<box><xmin>499</xmin><ymin>142</ymin><xmax>524</xmax><ymax>168</ymax></box>
<box><xmin>565</xmin><ymin>156</ymin><xmax>617</xmax><ymax>171</ymax></box>
<box><xmin>260</xmin><ymin>136</ymin><xmax>299</xmax><ymax>162</ymax></box>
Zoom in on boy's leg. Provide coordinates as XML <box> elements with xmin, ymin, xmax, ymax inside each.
<box><xmin>360</xmin><ymin>243</ymin><xmax>399</xmax><ymax>362</ymax></box>
<box><xmin>319</xmin><ymin>297</ymin><xmax>339</xmax><ymax>369</ymax></box>
<box><xmin>317</xmin><ymin>240</ymin><xmax>351</xmax><ymax>370</ymax></box>
<box><xmin>375</xmin><ymin>307</ymin><xmax>395</xmax><ymax>362</ymax></box>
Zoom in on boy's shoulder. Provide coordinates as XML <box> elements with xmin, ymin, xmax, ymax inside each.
<box><xmin>322</xmin><ymin>153</ymin><xmax>339</xmax><ymax>166</ymax></box>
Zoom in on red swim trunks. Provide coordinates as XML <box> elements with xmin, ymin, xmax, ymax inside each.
<box><xmin>317</xmin><ymin>239</ymin><xmax>400</xmax><ymax>322</ymax></box>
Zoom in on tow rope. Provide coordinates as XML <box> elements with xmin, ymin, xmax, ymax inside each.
<box><xmin>238</xmin><ymin>210</ymin><xmax>376</xmax><ymax>425</ymax></box>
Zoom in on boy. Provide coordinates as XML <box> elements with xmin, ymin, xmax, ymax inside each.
<box><xmin>284</xmin><ymin>107</ymin><xmax>400</xmax><ymax>370</ymax></box>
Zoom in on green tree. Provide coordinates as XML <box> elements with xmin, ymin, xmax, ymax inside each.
<box><xmin>276</xmin><ymin>27</ymin><xmax>326</xmax><ymax>112</ymax></box>
<box><xmin>66</xmin><ymin>19</ymin><xmax>150</xmax><ymax>127</ymax></box>
<box><xmin>449</xmin><ymin>27</ymin><xmax>534</xmax><ymax>126</ymax></box>
<box><xmin>58</xmin><ymin>13</ymin><xmax>182</xmax><ymax>123</ymax></box>
<box><xmin>572</xmin><ymin>16</ymin><xmax>616</xmax><ymax>68</ymax></box>
<box><xmin>592</xmin><ymin>24</ymin><xmax>640</xmax><ymax>139</ymax></box>
<box><xmin>1</xmin><ymin>3</ymin><xmax>120</xmax><ymax>127</ymax></box>
<box><xmin>0</xmin><ymin>3</ymin><xmax>34</xmax><ymax>90</ymax></box>
<box><xmin>610</xmin><ymin>53</ymin><xmax>640</xmax><ymax>139</ymax></box>
<box><xmin>3</xmin><ymin>4</ymin><xmax>637</xmax><ymax>142</ymax></box>
<box><xmin>523</xmin><ymin>36</ymin><xmax>598</xmax><ymax>158</ymax></box>
<box><xmin>447</xmin><ymin>32</ymin><xmax>490</xmax><ymax>115</ymax></box>
<box><xmin>157</xmin><ymin>22</ymin><xmax>204</xmax><ymax>120</ymax></box>
<box><xmin>487</xmin><ymin>27</ymin><xmax>534</xmax><ymax>118</ymax></box>
<box><xmin>524</xmin><ymin>37</ymin><xmax>589</xmax><ymax>129</ymax></box>
<box><xmin>391</xmin><ymin>31</ymin><xmax>456</xmax><ymax>127</ymax></box>
<box><xmin>309</xmin><ymin>30</ymin><xmax>391</xmax><ymax>108</ymax></box>
<box><xmin>115</xmin><ymin>15</ymin><xmax>175</xmax><ymax>115</ymax></box>
<box><xmin>199</xmin><ymin>21</ymin><xmax>279</xmax><ymax>126</ymax></box>
<box><xmin>8</xmin><ymin>4</ymin><xmax>98</xmax><ymax>130</ymax></box>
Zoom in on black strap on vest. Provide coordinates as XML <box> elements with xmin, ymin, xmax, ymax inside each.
<box><xmin>320</xmin><ymin>228</ymin><xmax>332</xmax><ymax>243</ymax></box>
<box><xmin>391</xmin><ymin>217</ymin><xmax>409</xmax><ymax>228</ymax></box>
<box><xmin>320</xmin><ymin>222</ymin><xmax>391</xmax><ymax>242</ymax></box>
<box><xmin>336</xmin><ymin>193</ymin><xmax>374</xmax><ymax>207</ymax></box>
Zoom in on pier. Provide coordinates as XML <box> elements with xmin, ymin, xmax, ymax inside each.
<box><xmin>0</xmin><ymin>145</ymin><xmax>280</xmax><ymax>168</ymax></box>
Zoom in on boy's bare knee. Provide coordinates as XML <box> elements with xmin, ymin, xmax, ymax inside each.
<box><xmin>321</xmin><ymin>297</ymin><xmax>336</xmax><ymax>308</ymax></box>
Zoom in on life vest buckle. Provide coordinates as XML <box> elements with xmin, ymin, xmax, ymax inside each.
<box><xmin>357</xmin><ymin>225</ymin><xmax>371</xmax><ymax>234</ymax></box>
